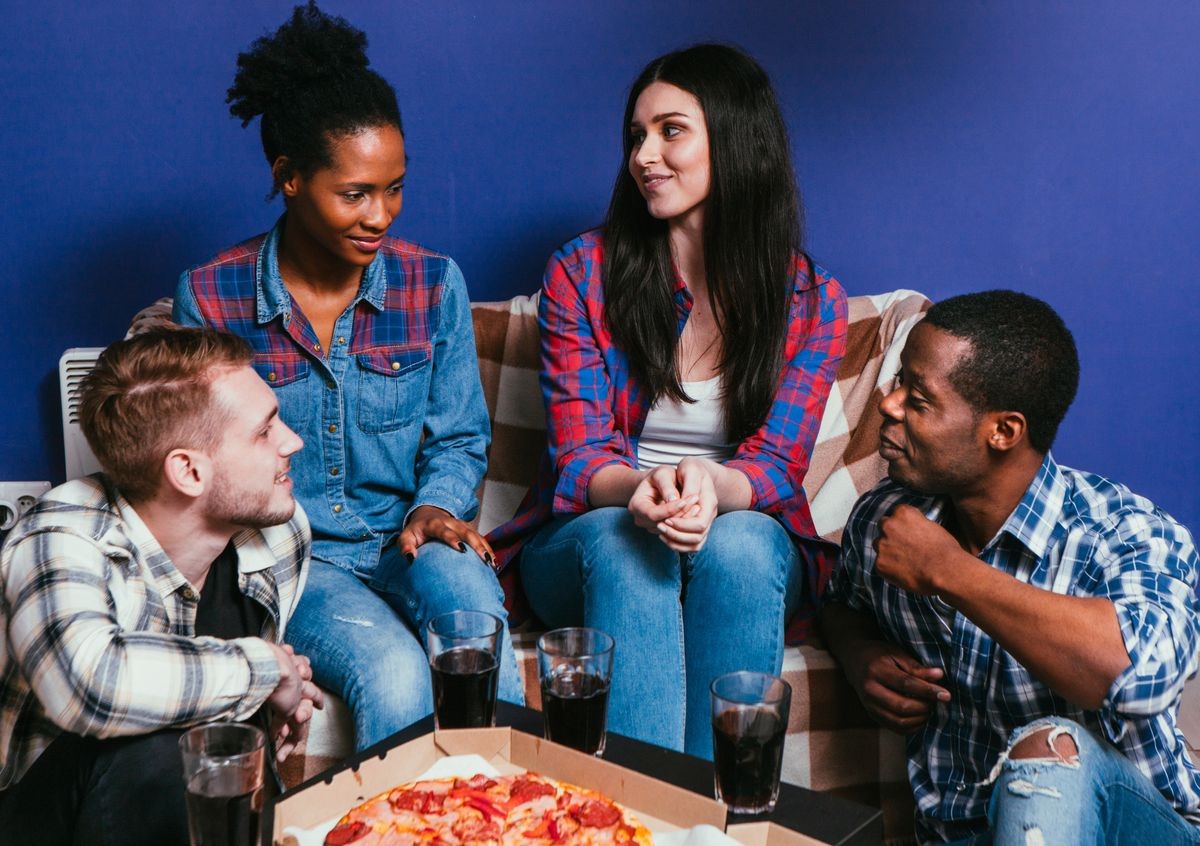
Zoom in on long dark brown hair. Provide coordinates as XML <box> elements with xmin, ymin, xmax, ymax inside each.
<box><xmin>602</xmin><ymin>44</ymin><xmax>805</xmax><ymax>442</ymax></box>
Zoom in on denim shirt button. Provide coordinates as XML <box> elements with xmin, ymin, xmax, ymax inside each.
<box><xmin>391</xmin><ymin>362</ymin><xmax>400</xmax><ymax>371</ymax></box>
<box><xmin>333</xmin><ymin>504</ymin><xmax>342</xmax><ymax>513</ymax></box>
<box><xmin>328</xmin><ymin>424</ymin><xmax>337</xmax><ymax>433</ymax></box>
<box><xmin>330</xmin><ymin>467</ymin><xmax>340</xmax><ymax>476</ymax></box>
<box><xmin>267</xmin><ymin>372</ymin><xmax>276</xmax><ymax>382</ymax></box>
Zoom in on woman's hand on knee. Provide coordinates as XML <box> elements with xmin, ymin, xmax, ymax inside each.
<box><xmin>399</xmin><ymin>505</ymin><xmax>496</xmax><ymax>567</ymax></box>
<box><xmin>657</xmin><ymin>458</ymin><xmax>719</xmax><ymax>551</ymax></box>
<box><xmin>629</xmin><ymin>466</ymin><xmax>696</xmax><ymax>536</ymax></box>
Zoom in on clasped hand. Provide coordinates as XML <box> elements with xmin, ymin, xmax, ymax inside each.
<box><xmin>266</xmin><ymin>643</ymin><xmax>324</xmax><ymax>763</ymax></box>
<box><xmin>628</xmin><ymin>457</ymin><xmax>719</xmax><ymax>552</ymax></box>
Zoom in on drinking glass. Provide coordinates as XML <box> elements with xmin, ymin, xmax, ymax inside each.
<box><xmin>427</xmin><ymin>610</ymin><xmax>502</xmax><ymax>729</ymax></box>
<box><xmin>710</xmin><ymin>671</ymin><xmax>791</xmax><ymax>815</ymax></box>
<box><xmin>179</xmin><ymin>722</ymin><xmax>265</xmax><ymax>846</ymax></box>
<box><xmin>536</xmin><ymin>627</ymin><xmax>615</xmax><ymax>755</ymax></box>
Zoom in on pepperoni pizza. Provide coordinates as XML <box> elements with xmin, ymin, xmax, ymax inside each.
<box><xmin>323</xmin><ymin>772</ymin><xmax>654</xmax><ymax>846</ymax></box>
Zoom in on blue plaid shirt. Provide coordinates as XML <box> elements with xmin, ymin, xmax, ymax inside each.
<box><xmin>826</xmin><ymin>453</ymin><xmax>1200</xmax><ymax>842</ymax></box>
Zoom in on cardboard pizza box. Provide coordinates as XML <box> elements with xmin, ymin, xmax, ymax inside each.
<box><xmin>270</xmin><ymin>727</ymin><xmax>727</xmax><ymax>844</ymax></box>
<box><xmin>726</xmin><ymin>821</ymin><xmax>835</xmax><ymax>846</ymax></box>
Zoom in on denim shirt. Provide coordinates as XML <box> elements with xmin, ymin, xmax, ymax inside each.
<box><xmin>173</xmin><ymin>217</ymin><xmax>490</xmax><ymax>575</ymax></box>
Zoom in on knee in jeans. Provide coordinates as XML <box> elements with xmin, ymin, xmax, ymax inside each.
<box><xmin>1007</xmin><ymin>722</ymin><xmax>1080</xmax><ymax>765</ymax></box>
<box><xmin>694</xmin><ymin>512</ymin><xmax>788</xmax><ymax>578</ymax></box>
<box><xmin>992</xmin><ymin>721</ymin><xmax>1083</xmax><ymax>808</ymax></box>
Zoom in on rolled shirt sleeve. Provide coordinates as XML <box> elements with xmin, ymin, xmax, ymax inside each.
<box><xmin>539</xmin><ymin>244</ymin><xmax>635</xmax><ymax>515</ymax></box>
<box><xmin>4</xmin><ymin>529</ymin><xmax>281</xmax><ymax>738</ymax></box>
<box><xmin>724</xmin><ymin>267</ymin><xmax>847</xmax><ymax>514</ymax></box>
<box><xmin>1098</xmin><ymin>510</ymin><xmax>1200</xmax><ymax>728</ymax></box>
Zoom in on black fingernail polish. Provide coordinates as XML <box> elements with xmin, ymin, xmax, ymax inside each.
<box><xmin>485</xmin><ymin>553</ymin><xmax>495</xmax><ymax>566</ymax></box>
<box><xmin>405</xmin><ymin>552</ymin><xmax>415</xmax><ymax>564</ymax></box>
<box><xmin>458</xmin><ymin>542</ymin><xmax>468</xmax><ymax>553</ymax></box>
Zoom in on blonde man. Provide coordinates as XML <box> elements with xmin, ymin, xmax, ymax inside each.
<box><xmin>0</xmin><ymin>327</ymin><xmax>320</xmax><ymax>845</ymax></box>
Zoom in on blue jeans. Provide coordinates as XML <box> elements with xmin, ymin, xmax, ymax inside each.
<box><xmin>286</xmin><ymin>541</ymin><xmax>524</xmax><ymax>751</ymax></box>
<box><xmin>943</xmin><ymin>717</ymin><xmax>1200</xmax><ymax>846</ymax></box>
<box><xmin>519</xmin><ymin>507</ymin><xmax>804</xmax><ymax>758</ymax></box>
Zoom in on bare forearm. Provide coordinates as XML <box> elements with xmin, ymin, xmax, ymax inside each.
<box><xmin>937</xmin><ymin>557</ymin><xmax>1129</xmax><ymax>709</ymax></box>
<box><xmin>707</xmin><ymin>460</ymin><xmax>753</xmax><ymax>512</ymax></box>
<box><xmin>587</xmin><ymin>464</ymin><xmax>647</xmax><ymax>507</ymax></box>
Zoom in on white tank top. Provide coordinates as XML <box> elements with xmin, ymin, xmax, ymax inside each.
<box><xmin>636</xmin><ymin>376</ymin><xmax>735</xmax><ymax>470</ymax></box>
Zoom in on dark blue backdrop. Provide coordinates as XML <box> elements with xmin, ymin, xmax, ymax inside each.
<box><xmin>2</xmin><ymin>2</ymin><xmax>1197</xmax><ymax>531</ymax></box>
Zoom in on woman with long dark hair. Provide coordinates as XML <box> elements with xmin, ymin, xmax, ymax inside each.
<box><xmin>174</xmin><ymin>1</ymin><xmax>523</xmax><ymax>750</ymax></box>
<box><xmin>490</xmin><ymin>44</ymin><xmax>848</xmax><ymax>757</ymax></box>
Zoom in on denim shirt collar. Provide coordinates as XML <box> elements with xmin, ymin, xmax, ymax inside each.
<box><xmin>254</xmin><ymin>214</ymin><xmax>389</xmax><ymax>325</ymax></box>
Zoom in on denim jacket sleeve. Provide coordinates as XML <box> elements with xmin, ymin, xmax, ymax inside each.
<box><xmin>172</xmin><ymin>271</ymin><xmax>207</xmax><ymax>327</ymax></box>
<box><xmin>407</xmin><ymin>259</ymin><xmax>490</xmax><ymax>522</ymax></box>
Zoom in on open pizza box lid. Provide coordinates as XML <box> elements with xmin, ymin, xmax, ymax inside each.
<box><xmin>270</xmin><ymin>727</ymin><xmax>729</xmax><ymax>845</ymax></box>
<box><xmin>724</xmin><ymin>822</ymin><xmax>832</xmax><ymax>846</ymax></box>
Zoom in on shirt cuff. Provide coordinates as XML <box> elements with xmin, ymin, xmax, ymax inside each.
<box><xmin>230</xmin><ymin>637</ymin><xmax>283</xmax><ymax>722</ymax></box>
<box><xmin>406</xmin><ymin>492</ymin><xmax>472</xmax><ymax>525</ymax></box>
<box><xmin>552</xmin><ymin>454</ymin><xmax>634</xmax><ymax>514</ymax></box>
<box><xmin>722</xmin><ymin>458</ymin><xmax>778</xmax><ymax>510</ymax></box>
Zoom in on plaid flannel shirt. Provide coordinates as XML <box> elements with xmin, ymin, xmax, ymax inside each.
<box><xmin>0</xmin><ymin>475</ymin><xmax>309</xmax><ymax>789</ymax></box>
<box><xmin>826</xmin><ymin>454</ymin><xmax>1200</xmax><ymax>842</ymax></box>
<box><xmin>488</xmin><ymin>231</ymin><xmax>848</xmax><ymax>636</ymax></box>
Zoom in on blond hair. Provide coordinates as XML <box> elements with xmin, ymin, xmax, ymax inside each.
<box><xmin>79</xmin><ymin>327</ymin><xmax>255</xmax><ymax>503</ymax></box>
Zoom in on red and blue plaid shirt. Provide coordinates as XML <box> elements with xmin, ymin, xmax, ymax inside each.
<box><xmin>489</xmin><ymin>231</ymin><xmax>848</xmax><ymax>639</ymax></box>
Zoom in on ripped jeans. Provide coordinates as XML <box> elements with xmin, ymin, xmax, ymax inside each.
<box><xmin>946</xmin><ymin>717</ymin><xmax>1200</xmax><ymax>846</ymax></box>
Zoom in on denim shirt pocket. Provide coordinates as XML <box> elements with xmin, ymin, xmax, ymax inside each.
<box><xmin>355</xmin><ymin>345</ymin><xmax>431</xmax><ymax>434</ymax></box>
<box><xmin>252</xmin><ymin>354</ymin><xmax>313</xmax><ymax>431</ymax></box>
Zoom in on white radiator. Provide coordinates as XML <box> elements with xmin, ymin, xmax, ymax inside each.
<box><xmin>59</xmin><ymin>348</ymin><xmax>105</xmax><ymax>480</ymax></box>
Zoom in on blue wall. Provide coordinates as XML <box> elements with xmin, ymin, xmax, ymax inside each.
<box><xmin>2</xmin><ymin>2</ymin><xmax>1197</xmax><ymax>531</ymax></box>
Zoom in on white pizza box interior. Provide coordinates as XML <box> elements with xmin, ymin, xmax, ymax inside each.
<box><xmin>269</xmin><ymin>727</ymin><xmax>830</xmax><ymax>846</ymax></box>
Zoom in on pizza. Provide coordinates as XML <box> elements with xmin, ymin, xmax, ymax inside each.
<box><xmin>323</xmin><ymin>772</ymin><xmax>654</xmax><ymax>846</ymax></box>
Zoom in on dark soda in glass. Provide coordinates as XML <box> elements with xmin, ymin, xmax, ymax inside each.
<box><xmin>541</xmin><ymin>669</ymin><xmax>610</xmax><ymax>754</ymax></box>
<box><xmin>712</xmin><ymin>706</ymin><xmax>786</xmax><ymax>814</ymax></box>
<box><xmin>431</xmin><ymin>646</ymin><xmax>499</xmax><ymax>729</ymax></box>
<box><xmin>185</xmin><ymin>767</ymin><xmax>263</xmax><ymax>846</ymax></box>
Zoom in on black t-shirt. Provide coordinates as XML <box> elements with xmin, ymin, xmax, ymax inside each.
<box><xmin>194</xmin><ymin>542</ymin><xmax>266</xmax><ymax>641</ymax></box>
<box><xmin>194</xmin><ymin>543</ymin><xmax>279</xmax><ymax>793</ymax></box>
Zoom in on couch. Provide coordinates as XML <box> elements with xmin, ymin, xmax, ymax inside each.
<box><xmin>131</xmin><ymin>288</ymin><xmax>931</xmax><ymax>843</ymax></box>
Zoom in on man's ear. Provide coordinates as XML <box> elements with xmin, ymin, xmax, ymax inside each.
<box><xmin>985</xmin><ymin>411</ymin><xmax>1028</xmax><ymax>453</ymax></box>
<box><xmin>161</xmin><ymin>448</ymin><xmax>210</xmax><ymax>500</ymax></box>
<box><xmin>273</xmin><ymin>156</ymin><xmax>298</xmax><ymax>198</ymax></box>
